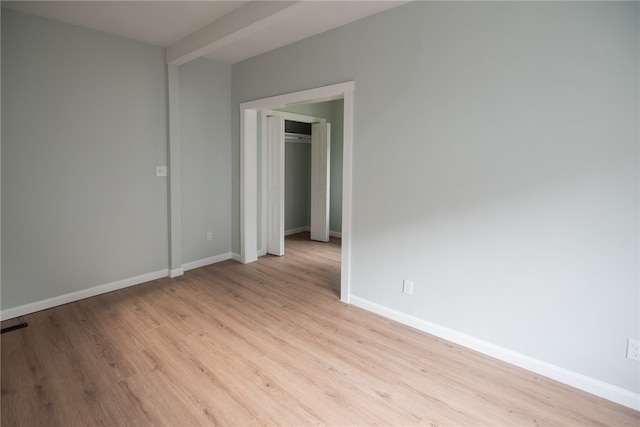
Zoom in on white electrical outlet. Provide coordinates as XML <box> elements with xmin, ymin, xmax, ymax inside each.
<box><xmin>156</xmin><ymin>166</ymin><xmax>167</xmax><ymax>177</ymax></box>
<box><xmin>206</xmin><ymin>232</ymin><xmax>213</xmax><ymax>241</ymax></box>
<box><xmin>627</xmin><ymin>338</ymin><xmax>640</xmax><ymax>361</ymax></box>
<box><xmin>403</xmin><ymin>279</ymin><xmax>413</xmax><ymax>295</ymax></box>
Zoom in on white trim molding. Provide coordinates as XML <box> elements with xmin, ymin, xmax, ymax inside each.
<box><xmin>240</xmin><ymin>108</ymin><xmax>258</xmax><ymax>264</ymax></box>
<box><xmin>0</xmin><ymin>252</ymin><xmax>240</xmax><ymax>320</ymax></box>
<box><xmin>240</xmin><ymin>81</ymin><xmax>354</xmax><ymax>303</ymax></box>
<box><xmin>182</xmin><ymin>253</ymin><xmax>233</xmax><ymax>271</ymax></box>
<box><xmin>349</xmin><ymin>295</ymin><xmax>640</xmax><ymax>411</ymax></box>
<box><xmin>261</xmin><ymin>110</ymin><xmax>327</xmax><ymax>255</ymax></box>
<box><xmin>285</xmin><ymin>226</ymin><xmax>310</xmax><ymax>236</ymax></box>
<box><xmin>167</xmin><ymin>64</ymin><xmax>183</xmax><ymax>274</ymax></box>
<box><xmin>1</xmin><ymin>269</ymin><xmax>169</xmax><ymax>321</ymax></box>
<box><xmin>283</xmin><ymin>227</ymin><xmax>343</xmax><ymax>239</ymax></box>
<box><xmin>169</xmin><ymin>267</ymin><xmax>184</xmax><ymax>278</ymax></box>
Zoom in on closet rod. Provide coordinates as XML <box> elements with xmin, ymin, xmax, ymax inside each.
<box><xmin>284</xmin><ymin>132</ymin><xmax>311</xmax><ymax>143</ymax></box>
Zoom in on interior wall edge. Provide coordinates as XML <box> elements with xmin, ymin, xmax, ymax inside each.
<box><xmin>182</xmin><ymin>252</ymin><xmax>233</xmax><ymax>272</ymax></box>
<box><xmin>285</xmin><ymin>226</ymin><xmax>310</xmax><ymax>236</ymax></box>
<box><xmin>0</xmin><ymin>269</ymin><xmax>170</xmax><ymax>321</ymax></box>
<box><xmin>0</xmin><ymin>250</ymin><xmax>242</xmax><ymax>321</ymax></box>
<box><xmin>169</xmin><ymin>268</ymin><xmax>184</xmax><ymax>278</ymax></box>
<box><xmin>349</xmin><ymin>295</ymin><xmax>640</xmax><ymax>411</ymax></box>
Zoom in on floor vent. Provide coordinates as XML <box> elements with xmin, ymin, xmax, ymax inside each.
<box><xmin>1</xmin><ymin>322</ymin><xmax>29</xmax><ymax>334</ymax></box>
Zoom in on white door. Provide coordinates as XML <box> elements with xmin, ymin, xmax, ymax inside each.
<box><xmin>266</xmin><ymin>115</ymin><xmax>285</xmax><ymax>255</ymax></box>
<box><xmin>310</xmin><ymin>123</ymin><xmax>331</xmax><ymax>242</ymax></box>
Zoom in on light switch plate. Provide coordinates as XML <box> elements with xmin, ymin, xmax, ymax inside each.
<box><xmin>156</xmin><ymin>166</ymin><xmax>167</xmax><ymax>177</ymax></box>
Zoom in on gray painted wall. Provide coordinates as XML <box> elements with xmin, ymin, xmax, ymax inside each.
<box><xmin>179</xmin><ymin>58</ymin><xmax>232</xmax><ymax>263</ymax></box>
<box><xmin>1</xmin><ymin>0</ymin><xmax>638</xmax><ymax>398</ymax></box>
<box><xmin>1</xmin><ymin>9</ymin><xmax>169</xmax><ymax>309</ymax></box>
<box><xmin>284</xmin><ymin>140</ymin><xmax>311</xmax><ymax>231</ymax></box>
<box><xmin>232</xmin><ymin>2</ymin><xmax>639</xmax><ymax>393</ymax></box>
<box><xmin>1</xmin><ymin>10</ymin><xmax>234</xmax><ymax>310</ymax></box>
<box><xmin>330</xmin><ymin>100</ymin><xmax>343</xmax><ymax>234</ymax></box>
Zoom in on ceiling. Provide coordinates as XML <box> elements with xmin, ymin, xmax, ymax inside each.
<box><xmin>2</xmin><ymin>1</ymin><xmax>409</xmax><ymax>64</ymax></box>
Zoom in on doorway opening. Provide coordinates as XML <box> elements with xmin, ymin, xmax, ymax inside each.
<box><xmin>263</xmin><ymin>110</ymin><xmax>332</xmax><ymax>256</ymax></box>
<box><xmin>240</xmin><ymin>82</ymin><xmax>354</xmax><ymax>303</ymax></box>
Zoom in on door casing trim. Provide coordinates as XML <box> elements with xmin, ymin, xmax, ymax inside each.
<box><xmin>240</xmin><ymin>81</ymin><xmax>354</xmax><ymax>303</ymax></box>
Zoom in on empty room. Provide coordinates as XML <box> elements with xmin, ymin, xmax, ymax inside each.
<box><xmin>1</xmin><ymin>1</ymin><xmax>639</xmax><ymax>425</ymax></box>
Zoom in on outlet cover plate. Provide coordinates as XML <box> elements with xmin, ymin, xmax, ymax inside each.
<box><xmin>627</xmin><ymin>338</ymin><xmax>640</xmax><ymax>361</ymax></box>
<box><xmin>403</xmin><ymin>279</ymin><xmax>413</xmax><ymax>295</ymax></box>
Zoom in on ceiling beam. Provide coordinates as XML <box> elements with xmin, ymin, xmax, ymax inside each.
<box><xmin>166</xmin><ymin>1</ymin><xmax>310</xmax><ymax>65</ymax></box>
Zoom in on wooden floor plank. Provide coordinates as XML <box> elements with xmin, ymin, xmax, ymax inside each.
<box><xmin>2</xmin><ymin>232</ymin><xmax>638</xmax><ymax>426</ymax></box>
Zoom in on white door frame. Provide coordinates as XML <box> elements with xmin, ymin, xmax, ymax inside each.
<box><xmin>265</xmin><ymin>115</ymin><xmax>285</xmax><ymax>256</ymax></box>
<box><xmin>240</xmin><ymin>81</ymin><xmax>354</xmax><ymax>303</ymax></box>
<box><xmin>261</xmin><ymin>110</ymin><xmax>327</xmax><ymax>255</ymax></box>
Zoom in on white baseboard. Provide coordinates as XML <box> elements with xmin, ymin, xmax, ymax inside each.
<box><xmin>169</xmin><ymin>267</ymin><xmax>184</xmax><ymax>278</ymax></box>
<box><xmin>349</xmin><ymin>296</ymin><xmax>640</xmax><ymax>411</ymax></box>
<box><xmin>1</xmin><ymin>252</ymin><xmax>240</xmax><ymax>321</ymax></box>
<box><xmin>284</xmin><ymin>227</ymin><xmax>342</xmax><ymax>239</ymax></box>
<box><xmin>285</xmin><ymin>226</ymin><xmax>309</xmax><ymax>236</ymax></box>
<box><xmin>182</xmin><ymin>253</ymin><xmax>232</xmax><ymax>271</ymax></box>
<box><xmin>257</xmin><ymin>230</ymin><xmax>341</xmax><ymax>258</ymax></box>
<box><xmin>231</xmin><ymin>252</ymin><xmax>242</xmax><ymax>262</ymax></box>
<box><xmin>1</xmin><ymin>269</ymin><xmax>169</xmax><ymax>321</ymax></box>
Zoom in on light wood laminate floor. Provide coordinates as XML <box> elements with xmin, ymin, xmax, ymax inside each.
<box><xmin>2</xmin><ymin>233</ymin><xmax>638</xmax><ymax>426</ymax></box>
